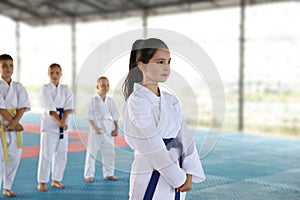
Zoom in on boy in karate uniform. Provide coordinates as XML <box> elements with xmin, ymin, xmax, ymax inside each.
<box><xmin>0</xmin><ymin>54</ymin><xmax>31</xmax><ymax>197</ymax></box>
<box><xmin>84</xmin><ymin>76</ymin><xmax>119</xmax><ymax>182</ymax></box>
<box><xmin>37</xmin><ymin>63</ymin><xmax>73</xmax><ymax>191</ymax></box>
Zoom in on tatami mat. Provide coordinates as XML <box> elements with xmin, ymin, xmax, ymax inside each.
<box><xmin>0</xmin><ymin>113</ymin><xmax>299</xmax><ymax>200</ymax></box>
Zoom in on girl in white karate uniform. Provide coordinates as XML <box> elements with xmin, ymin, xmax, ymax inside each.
<box><xmin>122</xmin><ymin>39</ymin><xmax>205</xmax><ymax>200</ymax></box>
<box><xmin>84</xmin><ymin>76</ymin><xmax>119</xmax><ymax>182</ymax></box>
<box><xmin>37</xmin><ymin>63</ymin><xmax>73</xmax><ymax>191</ymax></box>
<box><xmin>0</xmin><ymin>54</ymin><xmax>31</xmax><ymax>197</ymax></box>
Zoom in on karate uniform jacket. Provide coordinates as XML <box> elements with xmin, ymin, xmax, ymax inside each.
<box><xmin>123</xmin><ymin>83</ymin><xmax>205</xmax><ymax>200</ymax></box>
<box><xmin>40</xmin><ymin>83</ymin><xmax>73</xmax><ymax>134</ymax></box>
<box><xmin>0</xmin><ymin>78</ymin><xmax>31</xmax><ymax>126</ymax></box>
<box><xmin>87</xmin><ymin>94</ymin><xmax>119</xmax><ymax>134</ymax></box>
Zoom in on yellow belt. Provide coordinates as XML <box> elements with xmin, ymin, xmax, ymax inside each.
<box><xmin>0</xmin><ymin>109</ymin><xmax>22</xmax><ymax>162</ymax></box>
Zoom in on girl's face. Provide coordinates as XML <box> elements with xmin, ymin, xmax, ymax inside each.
<box><xmin>97</xmin><ymin>78</ymin><xmax>109</xmax><ymax>96</ymax></box>
<box><xmin>139</xmin><ymin>48</ymin><xmax>171</xmax><ymax>84</ymax></box>
<box><xmin>48</xmin><ymin>66</ymin><xmax>62</xmax><ymax>86</ymax></box>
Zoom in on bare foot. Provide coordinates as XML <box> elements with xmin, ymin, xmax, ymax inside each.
<box><xmin>3</xmin><ymin>189</ymin><xmax>16</xmax><ymax>197</ymax></box>
<box><xmin>105</xmin><ymin>176</ymin><xmax>119</xmax><ymax>181</ymax></box>
<box><xmin>37</xmin><ymin>183</ymin><xmax>48</xmax><ymax>191</ymax></box>
<box><xmin>51</xmin><ymin>180</ymin><xmax>65</xmax><ymax>188</ymax></box>
<box><xmin>85</xmin><ymin>177</ymin><xmax>94</xmax><ymax>182</ymax></box>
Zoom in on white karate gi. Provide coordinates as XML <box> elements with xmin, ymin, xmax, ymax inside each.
<box><xmin>0</xmin><ymin>78</ymin><xmax>31</xmax><ymax>190</ymax></box>
<box><xmin>84</xmin><ymin>94</ymin><xmax>119</xmax><ymax>178</ymax></box>
<box><xmin>123</xmin><ymin>83</ymin><xmax>205</xmax><ymax>200</ymax></box>
<box><xmin>37</xmin><ymin>82</ymin><xmax>73</xmax><ymax>183</ymax></box>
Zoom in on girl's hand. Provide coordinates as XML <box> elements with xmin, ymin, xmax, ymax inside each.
<box><xmin>57</xmin><ymin>120</ymin><xmax>62</xmax><ymax>128</ymax></box>
<box><xmin>111</xmin><ymin>130</ymin><xmax>118</xmax><ymax>137</ymax></box>
<box><xmin>176</xmin><ymin>174</ymin><xmax>192</xmax><ymax>192</ymax></box>
<box><xmin>60</xmin><ymin>120</ymin><xmax>68</xmax><ymax>130</ymax></box>
<box><xmin>94</xmin><ymin>126</ymin><xmax>102</xmax><ymax>134</ymax></box>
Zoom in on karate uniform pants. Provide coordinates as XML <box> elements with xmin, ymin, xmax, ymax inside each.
<box><xmin>37</xmin><ymin>131</ymin><xmax>68</xmax><ymax>183</ymax></box>
<box><xmin>0</xmin><ymin>131</ymin><xmax>22</xmax><ymax>190</ymax></box>
<box><xmin>84</xmin><ymin>132</ymin><xmax>115</xmax><ymax>178</ymax></box>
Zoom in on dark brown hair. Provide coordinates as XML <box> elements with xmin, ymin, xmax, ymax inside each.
<box><xmin>122</xmin><ymin>38</ymin><xmax>168</xmax><ymax>100</ymax></box>
<box><xmin>0</xmin><ymin>54</ymin><xmax>13</xmax><ymax>61</ymax></box>
<box><xmin>48</xmin><ymin>63</ymin><xmax>62</xmax><ymax>72</ymax></box>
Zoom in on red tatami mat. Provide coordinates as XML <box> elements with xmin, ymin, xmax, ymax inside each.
<box><xmin>22</xmin><ymin>124</ymin><xmax>128</xmax><ymax>158</ymax></box>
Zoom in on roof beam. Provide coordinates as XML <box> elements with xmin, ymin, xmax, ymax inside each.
<box><xmin>78</xmin><ymin>0</ymin><xmax>109</xmax><ymax>14</ymax></box>
<box><xmin>210</xmin><ymin>0</ymin><xmax>220</xmax><ymax>7</ymax></box>
<box><xmin>42</xmin><ymin>1</ymin><xmax>76</xmax><ymax>17</ymax></box>
<box><xmin>145</xmin><ymin>0</ymin><xmax>212</xmax><ymax>10</ymax></box>
<box><xmin>0</xmin><ymin>0</ymin><xmax>44</xmax><ymax>19</ymax></box>
<box><xmin>127</xmin><ymin>0</ymin><xmax>147</xmax><ymax>9</ymax></box>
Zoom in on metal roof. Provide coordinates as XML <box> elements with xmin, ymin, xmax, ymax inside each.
<box><xmin>0</xmin><ymin>0</ymin><xmax>293</xmax><ymax>26</ymax></box>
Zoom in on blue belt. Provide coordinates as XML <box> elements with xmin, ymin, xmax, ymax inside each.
<box><xmin>143</xmin><ymin>138</ymin><xmax>182</xmax><ymax>200</ymax></box>
<box><xmin>56</xmin><ymin>108</ymin><xmax>64</xmax><ymax>139</ymax></box>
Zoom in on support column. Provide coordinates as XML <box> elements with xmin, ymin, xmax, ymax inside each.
<box><xmin>142</xmin><ymin>10</ymin><xmax>148</xmax><ymax>38</ymax></box>
<box><xmin>238</xmin><ymin>0</ymin><xmax>246</xmax><ymax>131</ymax></box>
<box><xmin>15</xmin><ymin>20</ymin><xmax>21</xmax><ymax>82</ymax></box>
<box><xmin>71</xmin><ymin>18</ymin><xmax>77</xmax><ymax>109</ymax></box>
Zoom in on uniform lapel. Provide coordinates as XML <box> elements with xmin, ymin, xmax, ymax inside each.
<box><xmin>54</xmin><ymin>84</ymin><xmax>63</xmax><ymax>107</ymax></box>
<box><xmin>134</xmin><ymin>83</ymin><xmax>168</xmax><ymax>135</ymax></box>
<box><xmin>4</xmin><ymin>81</ymin><xmax>16</xmax><ymax>107</ymax></box>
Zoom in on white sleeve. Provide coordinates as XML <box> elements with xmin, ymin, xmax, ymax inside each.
<box><xmin>111</xmin><ymin>99</ymin><xmax>119</xmax><ymax>121</ymax></box>
<box><xmin>178</xmin><ymin>122</ymin><xmax>206</xmax><ymax>183</ymax></box>
<box><xmin>0</xmin><ymin>92</ymin><xmax>5</xmax><ymax>109</ymax></box>
<box><xmin>16</xmin><ymin>83</ymin><xmax>31</xmax><ymax>111</ymax></box>
<box><xmin>124</xmin><ymin>97</ymin><xmax>186</xmax><ymax>188</ymax></box>
<box><xmin>41</xmin><ymin>85</ymin><xmax>56</xmax><ymax>112</ymax></box>
<box><xmin>63</xmin><ymin>86</ymin><xmax>73</xmax><ymax>111</ymax></box>
<box><xmin>173</xmin><ymin>97</ymin><xmax>206</xmax><ymax>183</ymax></box>
<box><xmin>86</xmin><ymin>98</ymin><xmax>95</xmax><ymax>121</ymax></box>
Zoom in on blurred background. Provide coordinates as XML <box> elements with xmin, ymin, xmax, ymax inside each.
<box><xmin>0</xmin><ymin>0</ymin><xmax>299</xmax><ymax>137</ymax></box>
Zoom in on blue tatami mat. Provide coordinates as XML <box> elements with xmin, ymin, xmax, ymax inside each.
<box><xmin>0</xmin><ymin>113</ymin><xmax>299</xmax><ymax>199</ymax></box>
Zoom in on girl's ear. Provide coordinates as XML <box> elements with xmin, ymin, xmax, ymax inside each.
<box><xmin>137</xmin><ymin>61</ymin><xmax>146</xmax><ymax>72</ymax></box>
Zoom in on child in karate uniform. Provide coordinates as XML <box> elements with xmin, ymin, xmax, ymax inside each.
<box><xmin>84</xmin><ymin>76</ymin><xmax>119</xmax><ymax>182</ymax></box>
<box><xmin>37</xmin><ymin>63</ymin><xmax>73</xmax><ymax>191</ymax></box>
<box><xmin>122</xmin><ymin>38</ymin><xmax>206</xmax><ymax>199</ymax></box>
<box><xmin>0</xmin><ymin>54</ymin><xmax>31</xmax><ymax>197</ymax></box>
